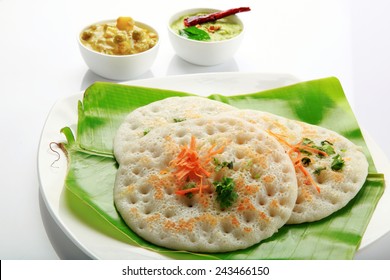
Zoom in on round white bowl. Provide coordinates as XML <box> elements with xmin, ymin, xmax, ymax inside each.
<box><xmin>168</xmin><ymin>8</ymin><xmax>245</xmax><ymax>66</ymax></box>
<box><xmin>78</xmin><ymin>19</ymin><xmax>159</xmax><ymax>80</ymax></box>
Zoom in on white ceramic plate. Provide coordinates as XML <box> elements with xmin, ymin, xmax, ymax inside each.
<box><xmin>38</xmin><ymin>72</ymin><xmax>390</xmax><ymax>259</ymax></box>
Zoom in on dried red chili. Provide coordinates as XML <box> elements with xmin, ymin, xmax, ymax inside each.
<box><xmin>183</xmin><ymin>7</ymin><xmax>251</xmax><ymax>27</ymax></box>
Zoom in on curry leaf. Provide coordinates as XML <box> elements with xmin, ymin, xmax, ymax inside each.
<box><xmin>179</xmin><ymin>26</ymin><xmax>211</xmax><ymax>41</ymax></box>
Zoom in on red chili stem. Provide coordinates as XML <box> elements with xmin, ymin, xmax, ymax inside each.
<box><xmin>184</xmin><ymin>7</ymin><xmax>251</xmax><ymax>27</ymax></box>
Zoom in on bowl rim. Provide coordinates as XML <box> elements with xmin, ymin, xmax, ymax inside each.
<box><xmin>167</xmin><ymin>7</ymin><xmax>245</xmax><ymax>45</ymax></box>
<box><xmin>78</xmin><ymin>18</ymin><xmax>160</xmax><ymax>58</ymax></box>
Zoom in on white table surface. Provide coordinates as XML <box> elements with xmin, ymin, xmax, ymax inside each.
<box><xmin>1</xmin><ymin>0</ymin><xmax>389</xmax><ymax>260</ymax></box>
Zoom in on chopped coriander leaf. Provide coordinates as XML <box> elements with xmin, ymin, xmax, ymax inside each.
<box><xmin>314</xmin><ymin>166</ymin><xmax>327</xmax><ymax>175</ymax></box>
<box><xmin>319</xmin><ymin>145</ymin><xmax>335</xmax><ymax>156</ymax></box>
<box><xmin>331</xmin><ymin>154</ymin><xmax>345</xmax><ymax>171</ymax></box>
<box><xmin>321</xmin><ymin>140</ymin><xmax>333</xmax><ymax>146</ymax></box>
<box><xmin>213</xmin><ymin>177</ymin><xmax>238</xmax><ymax>209</ymax></box>
<box><xmin>299</xmin><ymin>149</ymin><xmax>313</xmax><ymax>156</ymax></box>
<box><xmin>301</xmin><ymin>138</ymin><xmax>335</xmax><ymax>157</ymax></box>
<box><xmin>319</xmin><ymin>141</ymin><xmax>335</xmax><ymax>156</ymax></box>
<box><xmin>302</xmin><ymin>138</ymin><xmax>314</xmax><ymax>145</ymax></box>
<box><xmin>213</xmin><ymin>158</ymin><xmax>234</xmax><ymax>172</ymax></box>
<box><xmin>226</xmin><ymin>161</ymin><xmax>234</xmax><ymax>169</ymax></box>
<box><xmin>143</xmin><ymin>128</ymin><xmax>151</xmax><ymax>136</ymax></box>
<box><xmin>245</xmin><ymin>159</ymin><xmax>253</xmax><ymax>169</ymax></box>
<box><xmin>173</xmin><ymin>118</ymin><xmax>186</xmax><ymax>123</ymax></box>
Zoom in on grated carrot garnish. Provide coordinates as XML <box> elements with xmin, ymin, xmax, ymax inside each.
<box><xmin>171</xmin><ymin>136</ymin><xmax>224</xmax><ymax>196</ymax></box>
<box><xmin>296</xmin><ymin>162</ymin><xmax>321</xmax><ymax>193</ymax></box>
<box><xmin>175</xmin><ymin>185</ymin><xmax>210</xmax><ymax>196</ymax></box>
<box><xmin>267</xmin><ymin>130</ymin><xmax>322</xmax><ymax>193</ymax></box>
<box><xmin>267</xmin><ymin>130</ymin><xmax>293</xmax><ymax>148</ymax></box>
<box><xmin>294</xmin><ymin>142</ymin><xmax>328</xmax><ymax>157</ymax></box>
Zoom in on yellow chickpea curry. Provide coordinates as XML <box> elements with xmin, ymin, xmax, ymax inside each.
<box><xmin>80</xmin><ymin>17</ymin><xmax>158</xmax><ymax>55</ymax></box>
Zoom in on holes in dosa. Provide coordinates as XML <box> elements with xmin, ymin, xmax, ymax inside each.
<box><xmin>127</xmin><ymin>193</ymin><xmax>138</xmax><ymax>204</ymax></box>
<box><xmin>138</xmin><ymin>184</ymin><xmax>152</xmax><ymax>195</ymax></box>
<box><xmin>235</xmin><ymin>133</ymin><xmax>250</xmax><ymax>145</ymax></box>
<box><xmin>221</xmin><ymin>220</ymin><xmax>233</xmax><ymax>234</ymax></box>
<box><xmin>243</xmin><ymin>210</ymin><xmax>256</xmax><ymax>223</ymax></box>
<box><xmin>164</xmin><ymin>209</ymin><xmax>175</xmax><ymax>218</ymax></box>
<box><xmin>143</xmin><ymin>205</ymin><xmax>153</xmax><ymax>215</ymax></box>
<box><xmin>258</xmin><ymin>195</ymin><xmax>267</xmax><ymax>206</ymax></box>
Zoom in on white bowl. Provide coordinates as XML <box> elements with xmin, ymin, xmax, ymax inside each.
<box><xmin>78</xmin><ymin>19</ymin><xmax>159</xmax><ymax>80</ymax></box>
<box><xmin>168</xmin><ymin>8</ymin><xmax>245</xmax><ymax>66</ymax></box>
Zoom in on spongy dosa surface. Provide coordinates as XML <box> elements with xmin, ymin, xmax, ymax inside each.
<box><xmin>226</xmin><ymin>110</ymin><xmax>369</xmax><ymax>224</ymax></box>
<box><xmin>113</xmin><ymin>96</ymin><xmax>237</xmax><ymax>164</ymax></box>
<box><xmin>114</xmin><ymin>116</ymin><xmax>298</xmax><ymax>252</ymax></box>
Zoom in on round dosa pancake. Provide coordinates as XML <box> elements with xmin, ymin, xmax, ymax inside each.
<box><xmin>114</xmin><ymin>115</ymin><xmax>298</xmax><ymax>252</ymax></box>
<box><xmin>113</xmin><ymin>96</ymin><xmax>237</xmax><ymax>164</ymax></box>
<box><xmin>226</xmin><ymin>110</ymin><xmax>369</xmax><ymax>224</ymax></box>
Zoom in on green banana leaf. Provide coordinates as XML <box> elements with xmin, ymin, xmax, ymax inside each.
<box><xmin>61</xmin><ymin>77</ymin><xmax>384</xmax><ymax>259</ymax></box>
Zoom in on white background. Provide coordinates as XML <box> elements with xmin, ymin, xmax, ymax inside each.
<box><xmin>0</xmin><ymin>0</ymin><xmax>389</xmax><ymax>260</ymax></box>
